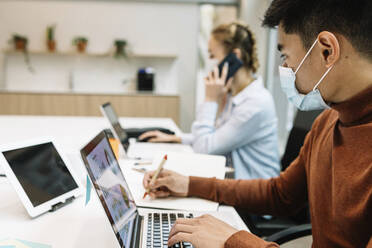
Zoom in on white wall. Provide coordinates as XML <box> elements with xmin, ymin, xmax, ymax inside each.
<box><xmin>239</xmin><ymin>0</ymin><xmax>270</xmax><ymax>82</ymax></box>
<box><xmin>0</xmin><ymin>0</ymin><xmax>199</xmax><ymax>131</ymax></box>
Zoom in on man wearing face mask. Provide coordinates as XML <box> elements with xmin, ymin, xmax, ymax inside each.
<box><xmin>142</xmin><ymin>0</ymin><xmax>372</xmax><ymax>247</ymax></box>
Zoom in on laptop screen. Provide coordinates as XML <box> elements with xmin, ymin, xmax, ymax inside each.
<box><xmin>81</xmin><ymin>131</ymin><xmax>137</xmax><ymax>248</ymax></box>
<box><xmin>2</xmin><ymin>142</ymin><xmax>78</xmax><ymax>207</ymax></box>
<box><xmin>101</xmin><ymin>103</ymin><xmax>128</xmax><ymax>145</ymax></box>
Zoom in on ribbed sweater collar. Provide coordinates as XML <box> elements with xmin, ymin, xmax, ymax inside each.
<box><xmin>331</xmin><ymin>85</ymin><xmax>372</xmax><ymax>125</ymax></box>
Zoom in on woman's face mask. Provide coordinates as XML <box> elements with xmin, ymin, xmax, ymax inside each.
<box><xmin>279</xmin><ymin>39</ymin><xmax>334</xmax><ymax>111</ymax></box>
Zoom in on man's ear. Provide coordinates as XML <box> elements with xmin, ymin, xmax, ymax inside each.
<box><xmin>232</xmin><ymin>48</ymin><xmax>242</xmax><ymax>60</ymax></box>
<box><xmin>317</xmin><ymin>31</ymin><xmax>340</xmax><ymax>67</ymax></box>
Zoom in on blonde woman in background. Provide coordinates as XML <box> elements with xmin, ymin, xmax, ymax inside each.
<box><xmin>140</xmin><ymin>22</ymin><xmax>280</xmax><ymax>180</ymax></box>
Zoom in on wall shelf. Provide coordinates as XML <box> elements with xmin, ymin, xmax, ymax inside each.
<box><xmin>2</xmin><ymin>48</ymin><xmax>179</xmax><ymax>97</ymax></box>
<box><xmin>3</xmin><ymin>50</ymin><xmax>178</xmax><ymax>60</ymax></box>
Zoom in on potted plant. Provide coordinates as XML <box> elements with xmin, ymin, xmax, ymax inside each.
<box><xmin>10</xmin><ymin>34</ymin><xmax>28</xmax><ymax>52</ymax></box>
<box><xmin>73</xmin><ymin>37</ymin><xmax>88</xmax><ymax>53</ymax></box>
<box><xmin>114</xmin><ymin>39</ymin><xmax>127</xmax><ymax>58</ymax></box>
<box><xmin>46</xmin><ymin>25</ymin><xmax>56</xmax><ymax>52</ymax></box>
<box><xmin>8</xmin><ymin>34</ymin><xmax>34</xmax><ymax>73</ymax></box>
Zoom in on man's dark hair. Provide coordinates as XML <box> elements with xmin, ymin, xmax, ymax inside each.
<box><xmin>262</xmin><ymin>0</ymin><xmax>372</xmax><ymax>61</ymax></box>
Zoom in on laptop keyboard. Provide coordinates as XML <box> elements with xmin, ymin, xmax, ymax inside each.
<box><xmin>146</xmin><ymin>213</ymin><xmax>194</xmax><ymax>248</ymax></box>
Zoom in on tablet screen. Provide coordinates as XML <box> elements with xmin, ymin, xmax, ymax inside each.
<box><xmin>2</xmin><ymin>142</ymin><xmax>78</xmax><ymax>207</ymax></box>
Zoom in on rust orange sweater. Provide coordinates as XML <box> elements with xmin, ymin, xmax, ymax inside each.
<box><xmin>188</xmin><ymin>86</ymin><xmax>372</xmax><ymax>247</ymax></box>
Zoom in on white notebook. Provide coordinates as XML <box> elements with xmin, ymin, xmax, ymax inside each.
<box><xmin>127</xmin><ymin>142</ymin><xmax>194</xmax><ymax>160</ymax></box>
<box><xmin>119</xmin><ymin>151</ymin><xmax>226</xmax><ymax>211</ymax></box>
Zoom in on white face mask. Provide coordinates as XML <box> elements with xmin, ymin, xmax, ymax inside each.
<box><xmin>279</xmin><ymin>39</ymin><xmax>334</xmax><ymax>111</ymax></box>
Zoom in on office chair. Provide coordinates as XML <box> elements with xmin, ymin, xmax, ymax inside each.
<box><xmin>239</xmin><ymin>110</ymin><xmax>323</xmax><ymax>238</ymax></box>
<box><xmin>265</xmin><ymin>223</ymin><xmax>312</xmax><ymax>246</ymax></box>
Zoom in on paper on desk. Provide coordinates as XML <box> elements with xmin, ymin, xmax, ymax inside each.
<box><xmin>120</xmin><ymin>152</ymin><xmax>226</xmax><ymax>211</ymax></box>
<box><xmin>0</xmin><ymin>239</ymin><xmax>50</xmax><ymax>248</ymax></box>
<box><xmin>152</xmin><ymin>152</ymin><xmax>226</xmax><ymax>178</ymax></box>
<box><xmin>16</xmin><ymin>240</ymin><xmax>51</xmax><ymax>248</ymax></box>
<box><xmin>0</xmin><ymin>239</ymin><xmax>28</xmax><ymax>248</ymax></box>
<box><xmin>127</xmin><ymin>143</ymin><xmax>193</xmax><ymax>160</ymax></box>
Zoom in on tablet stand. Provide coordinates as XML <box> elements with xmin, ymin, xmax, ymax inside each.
<box><xmin>49</xmin><ymin>196</ymin><xmax>75</xmax><ymax>212</ymax></box>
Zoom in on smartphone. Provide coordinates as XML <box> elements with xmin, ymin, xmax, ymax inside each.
<box><xmin>217</xmin><ymin>53</ymin><xmax>243</xmax><ymax>84</ymax></box>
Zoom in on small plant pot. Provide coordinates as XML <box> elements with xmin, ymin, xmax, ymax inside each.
<box><xmin>114</xmin><ymin>40</ymin><xmax>127</xmax><ymax>58</ymax></box>
<box><xmin>15</xmin><ymin>40</ymin><xmax>27</xmax><ymax>51</ymax></box>
<box><xmin>47</xmin><ymin>40</ymin><xmax>56</xmax><ymax>52</ymax></box>
<box><xmin>76</xmin><ymin>42</ymin><xmax>87</xmax><ymax>53</ymax></box>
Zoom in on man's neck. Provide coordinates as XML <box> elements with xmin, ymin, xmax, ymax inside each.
<box><xmin>331</xmin><ymin>58</ymin><xmax>372</xmax><ymax>103</ymax></box>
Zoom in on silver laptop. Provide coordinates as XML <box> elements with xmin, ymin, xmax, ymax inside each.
<box><xmin>80</xmin><ymin>131</ymin><xmax>197</xmax><ymax>248</ymax></box>
<box><xmin>100</xmin><ymin>102</ymin><xmax>130</xmax><ymax>153</ymax></box>
<box><xmin>100</xmin><ymin>103</ymin><xmax>193</xmax><ymax>160</ymax></box>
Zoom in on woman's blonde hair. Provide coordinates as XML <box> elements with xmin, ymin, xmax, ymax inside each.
<box><xmin>211</xmin><ymin>22</ymin><xmax>259</xmax><ymax>73</ymax></box>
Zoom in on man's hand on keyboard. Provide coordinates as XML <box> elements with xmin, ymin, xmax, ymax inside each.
<box><xmin>167</xmin><ymin>214</ymin><xmax>238</xmax><ymax>248</ymax></box>
<box><xmin>143</xmin><ymin>169</ymin><xmax>189</xmax><ymax>199</ymax></box>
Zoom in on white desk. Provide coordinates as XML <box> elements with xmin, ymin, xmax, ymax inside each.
<box><xmin>0</xmin><ymin>116</ymin><xmax>248</xmax><ymax>247</ymax></box>
<box><xmin>0</xmin><ymin>115</ymin><xmax>182</xmax><ymax>155</ymax></box>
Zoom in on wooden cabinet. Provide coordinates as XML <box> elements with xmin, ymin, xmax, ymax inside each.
<box><xmin>0</xmin><ymin>92</ymin><xmax>180</xmax><ymax>125</ymax></box>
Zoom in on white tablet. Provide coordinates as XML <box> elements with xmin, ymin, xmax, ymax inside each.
<box><xmin>0</xmin><ymin>137</ymin><xmax>83</xmax><ymax>218</ymax></box>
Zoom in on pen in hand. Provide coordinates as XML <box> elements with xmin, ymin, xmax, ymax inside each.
<box><xmin>143</xmin><ymin>154</ymin><xmax>168</xmax><ymax>199</ymax></box>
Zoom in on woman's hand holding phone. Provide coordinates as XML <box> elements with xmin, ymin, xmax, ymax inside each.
<box><xmin>205</xmin><ymin>63</ymin><xmax>233</xmax><ymax>102</ymax></box>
